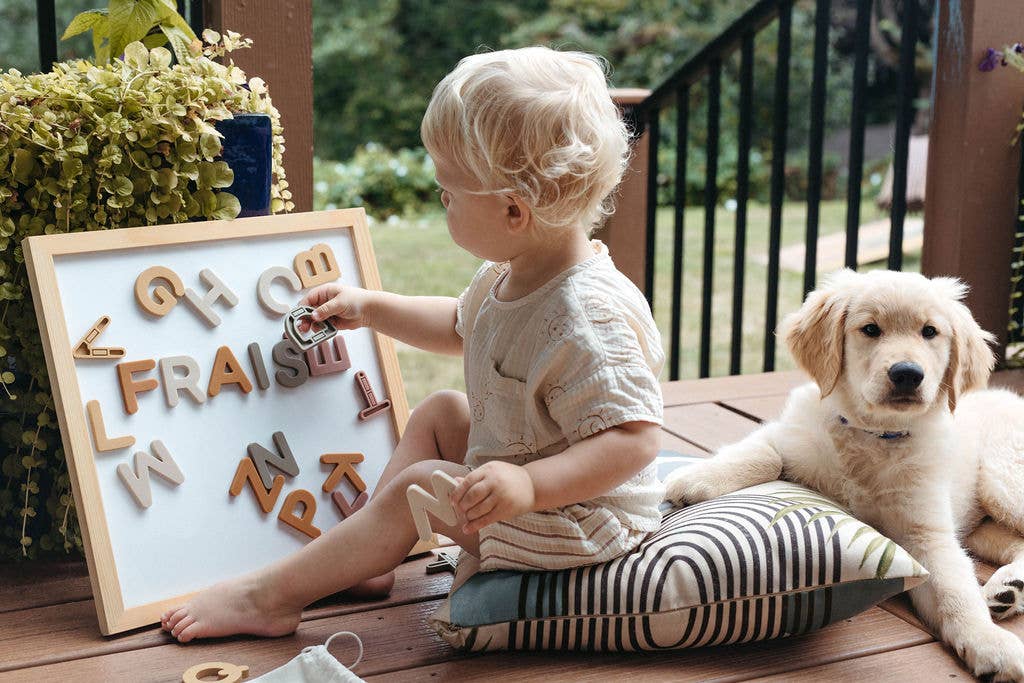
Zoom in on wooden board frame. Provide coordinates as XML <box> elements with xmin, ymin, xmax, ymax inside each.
<box><xmin>23</xmin><ymin>210</ymin><xmax>412</xmax><ymax>635</ymax></box>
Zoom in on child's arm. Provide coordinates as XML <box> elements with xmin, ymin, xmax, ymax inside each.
<box><xmin>303</xmin><ymin>283</ymin><xmax>462</xmax><ymax>356</ymax></box>
<box><xmin>449</xmin><ymin>421</ymin><xmax>661</xmax><ymax>533</ymax></box>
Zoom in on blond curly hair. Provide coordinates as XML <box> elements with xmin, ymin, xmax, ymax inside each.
<box><xmin>421</xmin><ymin>46</ymin><xmax>629</xmax><ymax>234</ymax></box>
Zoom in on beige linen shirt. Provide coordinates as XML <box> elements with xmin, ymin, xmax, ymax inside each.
<box><xmin>455</xmin><ymin>240</ymin><xmax>666</xmax><ymax>533</ymax></box>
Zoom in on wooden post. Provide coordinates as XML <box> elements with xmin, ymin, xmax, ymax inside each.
<box><xmin>596</xmin><ymin>89</ymin><xmax>652</xmax><ymax>292</ymax></box>
<box><xmin>923</xmin><ymin>1</ymin><xmax>1024</xmax><ymax>361</ymax></box>
<box><xmin>204</xmin><ymin>1</ymin><xmax>314</xmax><ymax>213</ymax></box>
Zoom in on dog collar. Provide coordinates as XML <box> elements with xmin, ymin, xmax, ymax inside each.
<box><xmin>837</xmin><ymin>415</ymin><xmax>910</xmax><ymax>440</ymax></box>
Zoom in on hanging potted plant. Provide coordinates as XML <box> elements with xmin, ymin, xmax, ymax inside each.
<box><xmin>0</xmin><ymin>3</ymin><xmax>293</xmax><ymax>559</ymax></box>
<box><xmin>61</xmin><ymin>0</ymin><xmax>284</xmax><ymax>216</ymax></box>
<box><xmin>979</xmin><ymin>43</ymin><xmax>1024</xmax><ymax>366</ymax></box>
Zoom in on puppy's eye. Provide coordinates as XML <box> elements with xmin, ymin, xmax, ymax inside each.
<box><xmin>922</xmin><ymin>325</ymin><xmax>937</xmax><ymax>339</ymax></box>
<box><xmin>861</xmin><ymin>323</ymin><xmax>881</xmax><ymax>338</ymax></box>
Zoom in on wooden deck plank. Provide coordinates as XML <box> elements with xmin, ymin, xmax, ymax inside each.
<box><xmin>0</xmin><ymin>553</ymin><xmax>453</xmax><ymax>674</ymax></box>
<box><xmin>9</xmin><ymin>369</ymin><xmax>1024</xmax><ymax>682</ymax></box>
<box><xmin>661</xmin><ymin>371</ymin><xmax>807</xmax><ymax>408</ymax></box>
<box><xmin>743</xmin><ymin>642</ymin><xmax>966</xmax><ymax>681</ymax></box>
<box><xmin>0</xmin><ymin>599</ymin><xmax>463</xmax><ymax>682</ymax></box>
<box><xmin>660</xmin><ymin>428</ymin><xmax>710</xmax><ymax>456</ymax></box>
<box><xmin>721</xmin><ymin>394</ymin><xmax>790</xmax><ymax>424</ymax></box>
<box><xmin>662</xmin><ymin>403</ymin><xmax>762</xmax><ymax>452</ymax></box>
<box><xmin>0</xmin><ymin>560</ymin><xmax>92</xmax><ymax>614</ymax></box>
<box><xmin>369</xmin><ymin>607</ymin><xmax>933</xmax><ymax>682</ymax></box>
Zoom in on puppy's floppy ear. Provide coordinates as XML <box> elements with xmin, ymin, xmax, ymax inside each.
<box><xmin>934</xmin><ymin>277</ymin><xmax>995</xmax><ymax>412</ymax></box>
<box><xmin>780</xmin><ymin>269</ymin><xmax>858</xmax><ymax>398</ymax></box>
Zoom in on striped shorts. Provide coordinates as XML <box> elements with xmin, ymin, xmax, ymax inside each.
<box><xmin>477</xmin><ymin>504</ymin><xmax>649</xmax><ymax>572</ymax></box>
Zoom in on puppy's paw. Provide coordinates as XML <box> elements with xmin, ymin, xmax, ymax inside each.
<box><xmin>985</xmin><ymin>564</ymin><xmax>1024</xmax><ymax>621</ymax></box>
<box><xmin>953</xmin><ymin>624</ymin><xmax>1024</xmax><ymax>682</ymax></box>
<box><xmin>663</xmin><ymin>470</ymin><xmax>716</xmax><ymax>507</ymax></box>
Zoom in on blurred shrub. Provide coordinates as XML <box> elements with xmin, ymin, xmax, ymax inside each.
<box><xmin>314</xmin><ymin>145</ymin><xmax>438</xmax><ymax>218</ymax></box>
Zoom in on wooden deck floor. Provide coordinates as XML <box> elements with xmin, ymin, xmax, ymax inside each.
<box><xmin>3</xmin><ymin>370</ymin><xmax>1024</xmax><ymax>682</ymax></box>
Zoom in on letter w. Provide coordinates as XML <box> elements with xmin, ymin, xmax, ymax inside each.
<box><xmin>406</xmin><ymin>470</ymin><xmax>459</xmax><ymax>543</ymax></box>
<box><xmin>117</xmin><ymin>441</ymin><xmax>184</xmax><ymax>509</ymax></box>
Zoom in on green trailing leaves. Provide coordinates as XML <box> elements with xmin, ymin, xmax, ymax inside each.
<box><xmin>860</xmin><ymin>536</ymin><xmax>887</xmax><ymax>570</ymax></box>
<box><xmin>876</xmin><ymin>540</ymin><xmax>897</xmax><ymax>579</ymax></box>
<box><xmin>60</xmin><ymin>10</ymin><xmax>108</xmax><ymax>41</ymax></box>
<box><xmin>770</xmin><ymin>488</ymin><xmax>909</xmax><ymax>581</ymax></box>
<box><xmin>0</xmin><ymin>32</ymin><xmax>291</xmax><ymax>560</ymax></box>
<box><xmin>64</xmin><ymin>0</ymin><xmax>200</xmax><ymax>66</ymax></box>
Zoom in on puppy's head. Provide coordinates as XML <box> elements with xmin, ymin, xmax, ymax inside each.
<box><xmin>780</xmin><ymin>270</ymin><xmax>994</xmax><ymax>415</ymax></box>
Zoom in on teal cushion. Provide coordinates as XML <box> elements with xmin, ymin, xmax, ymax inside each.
<box><xmin>429</xmin><ymin>453</ymin><xmax>927</xmax><ymax>651</ymax></box>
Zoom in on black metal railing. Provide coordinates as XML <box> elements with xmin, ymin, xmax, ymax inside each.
<box><xmin>638</xmin><ymin>0</ymin><xmax>926</xmax><ymax>380</ymax></box>
<box><xmin>33</xmin><ymin>0</ymin><xmax>205</xmax><ymax>72</ymax></box>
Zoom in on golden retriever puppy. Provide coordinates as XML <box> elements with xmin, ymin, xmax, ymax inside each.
<box><xmin>665</xmin><ymin>269</ymin><xmax>1024</xmax><ymax>681</ymax></box>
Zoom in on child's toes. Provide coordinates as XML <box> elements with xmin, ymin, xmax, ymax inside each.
<box><xmin>177</xmin><ymin>621</ymin><xmax>203</xmax><ymax>643</ymax></box>
<box><xmin>171</xmin><ymin>614</ymin><xmax>195</xmax><ymax>640</ymax></box>
<box><xmin>164</xmin><ymin>606</ymin><xmax>189</xmax><ymax>632</ymax></box>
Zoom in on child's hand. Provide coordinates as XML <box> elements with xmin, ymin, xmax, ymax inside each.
<box><xmin>299</xmin><ymin>283</ymin><xmax>373</xmax><ymax>331</ymax></box>
<box><xmin>449</xmin><ymin>461</ymin><xmax>536</xmax><ymax>534</ymax></box>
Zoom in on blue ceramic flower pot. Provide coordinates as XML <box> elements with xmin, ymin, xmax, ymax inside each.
<box><xmin>215</xmin><ymin>113</ymin><xmax>273</xmax><ymax>217</ymax></box>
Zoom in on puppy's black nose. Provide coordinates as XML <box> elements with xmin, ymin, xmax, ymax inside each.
<box><xmin>888</xmin><ymin>361</ymin><xmax>924</xmax><ymax>391</ymax></box>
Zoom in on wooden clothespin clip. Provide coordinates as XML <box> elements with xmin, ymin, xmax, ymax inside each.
<box><xmin>72</xmin><ymin>315</ymin><xmax>126</xmax><ymax>360</ymax></box>
<box><xmin>426</xmin><ymin>550</ymin><xmax>459</xmax><ymax>574</ymax></box>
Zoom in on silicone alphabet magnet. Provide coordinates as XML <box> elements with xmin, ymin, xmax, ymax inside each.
<box><xmin>181</xmin><ymin>662</ymin><xmax>249</xmax><ymax>683</ymax></box>
<box><xmin>283</xmin><ymin>305</ymin><xmax>338</xmax><ymax>351</ymax></box>
<box><xmin>72</xmin><ymin>316</ymin><xmax>126</xmax><ymax>360</ymax></box>
<box><xmin>426</xmin><ymin>550</ymin><xmax>460</xmax><ymax>574</ymax></box>
<box><xmin>406</xmin><ymin>470</ymin><xmax>460</xmax><ymax>543</ymax></box>
<box><xmin>355</xmin><ymin>370</ymin><xmax>391</xmax><ymax>420</ymax></box>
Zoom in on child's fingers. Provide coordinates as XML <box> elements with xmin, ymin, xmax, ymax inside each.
<box><xmin>449</xmin><ymin>476</ymin><xmax>473</xmax><ymax>506</ymax></box>
<box><xmin>464</xmin><ymin>495</ymin><xmax>497</xmax><ymax>522</ymax></box>
<box><xmin>311</xmin><ymin>298</ymin><xmax>344</xmax><ymax>322</ymax></box>
<box><xmin>463</xmin><ymin>500</ymin><xmax>502</xmax><ymax>533</ymax></box>
<box><xmin>300</xmin><ymin>284</ymin><xmax>332</xmax><ymax>308</ymax></box>
<box><xmin>455</xmin><ymin>480</ymin><xmax>491</xmax><ymax>512</ymax></box>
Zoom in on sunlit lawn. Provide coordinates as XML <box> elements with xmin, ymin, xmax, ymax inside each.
<box><xmin>369</xmin><ymin>200</ymin><xmax>919</xmax><ymax>408</ymax></box>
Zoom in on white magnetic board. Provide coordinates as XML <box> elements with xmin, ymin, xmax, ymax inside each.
<box><xmin>25</xmin><ymin>210</ymin><xmax>409</xmax><ymax>634</ymax></box>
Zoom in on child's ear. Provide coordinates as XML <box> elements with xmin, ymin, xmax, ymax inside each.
<box><xmin>506</xmin><ymin>195</ymin><xmax>531</xmax><ymax>234</ymax></box>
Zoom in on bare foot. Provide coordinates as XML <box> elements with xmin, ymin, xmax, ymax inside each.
<box><xmin>160</xmin><ymin>574</ymin><xmax>302</xmax><ymax>643</ymax></box>
<box><xmin>338</xmin><ymin>571</ymin><xmax>395</xmax><ymax>600</ymax></box>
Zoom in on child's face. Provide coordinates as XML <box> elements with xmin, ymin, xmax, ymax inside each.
<box><xmin>434</xmin><ymin>158</ymin><xmax>519</xmax><ymax>262</ymax></box>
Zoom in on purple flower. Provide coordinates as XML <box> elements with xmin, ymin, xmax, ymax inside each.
<box><xmin>979</xmin><ymin>47</ymin><xmax>1003</xmax><ymax>72</ymax></box>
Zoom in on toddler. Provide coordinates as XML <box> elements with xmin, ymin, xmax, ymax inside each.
<box><xmin>162</xmin><ymin>46</ymin><xmax>665</xmax><ymax>642</ymax></box>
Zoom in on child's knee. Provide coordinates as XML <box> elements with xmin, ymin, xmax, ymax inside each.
<box><xmin>430</xmin><ymin>389</ymin><xmax>469</xmax><ymax>414</ymax></box>
<box><xmin>391</xmin><ymin>459</ymin><xmax>468</xmax><ymax>493</ymax></box>
<box><xmin>415</xmin><ymin>390</ymin><xmax>468</xmax><ymax>421</ymax></box>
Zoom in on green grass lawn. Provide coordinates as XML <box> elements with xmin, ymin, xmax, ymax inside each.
<box><xmin>370</xmin><ymin>201</ymin><xmax>919</xmax><ymax>408</ymax></box>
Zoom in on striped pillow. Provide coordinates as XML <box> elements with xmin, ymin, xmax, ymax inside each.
<box><xmin>429</xmin><ymin>455</ymin><xmax>927</xmax><ymax>652</ymax></box>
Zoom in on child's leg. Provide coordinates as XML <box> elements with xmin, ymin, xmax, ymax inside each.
<box><xmin>373</xmin><ymin>389</ymin><xmax>472</xmax><ymax>488</ymax></box>
<box><xmin>163</xmin><ymin>460</ymin><xmax>480</xmax><ymax>642</ymax></box>
<box><xmin>161</xmin><ymin>391</ymin><xmax>473</xmax><ymax>642</ymax></box>
<box><xmin>340</xmin><ymin>390</ymin><xmax>470</xmax><ymax>597</ymax></box>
